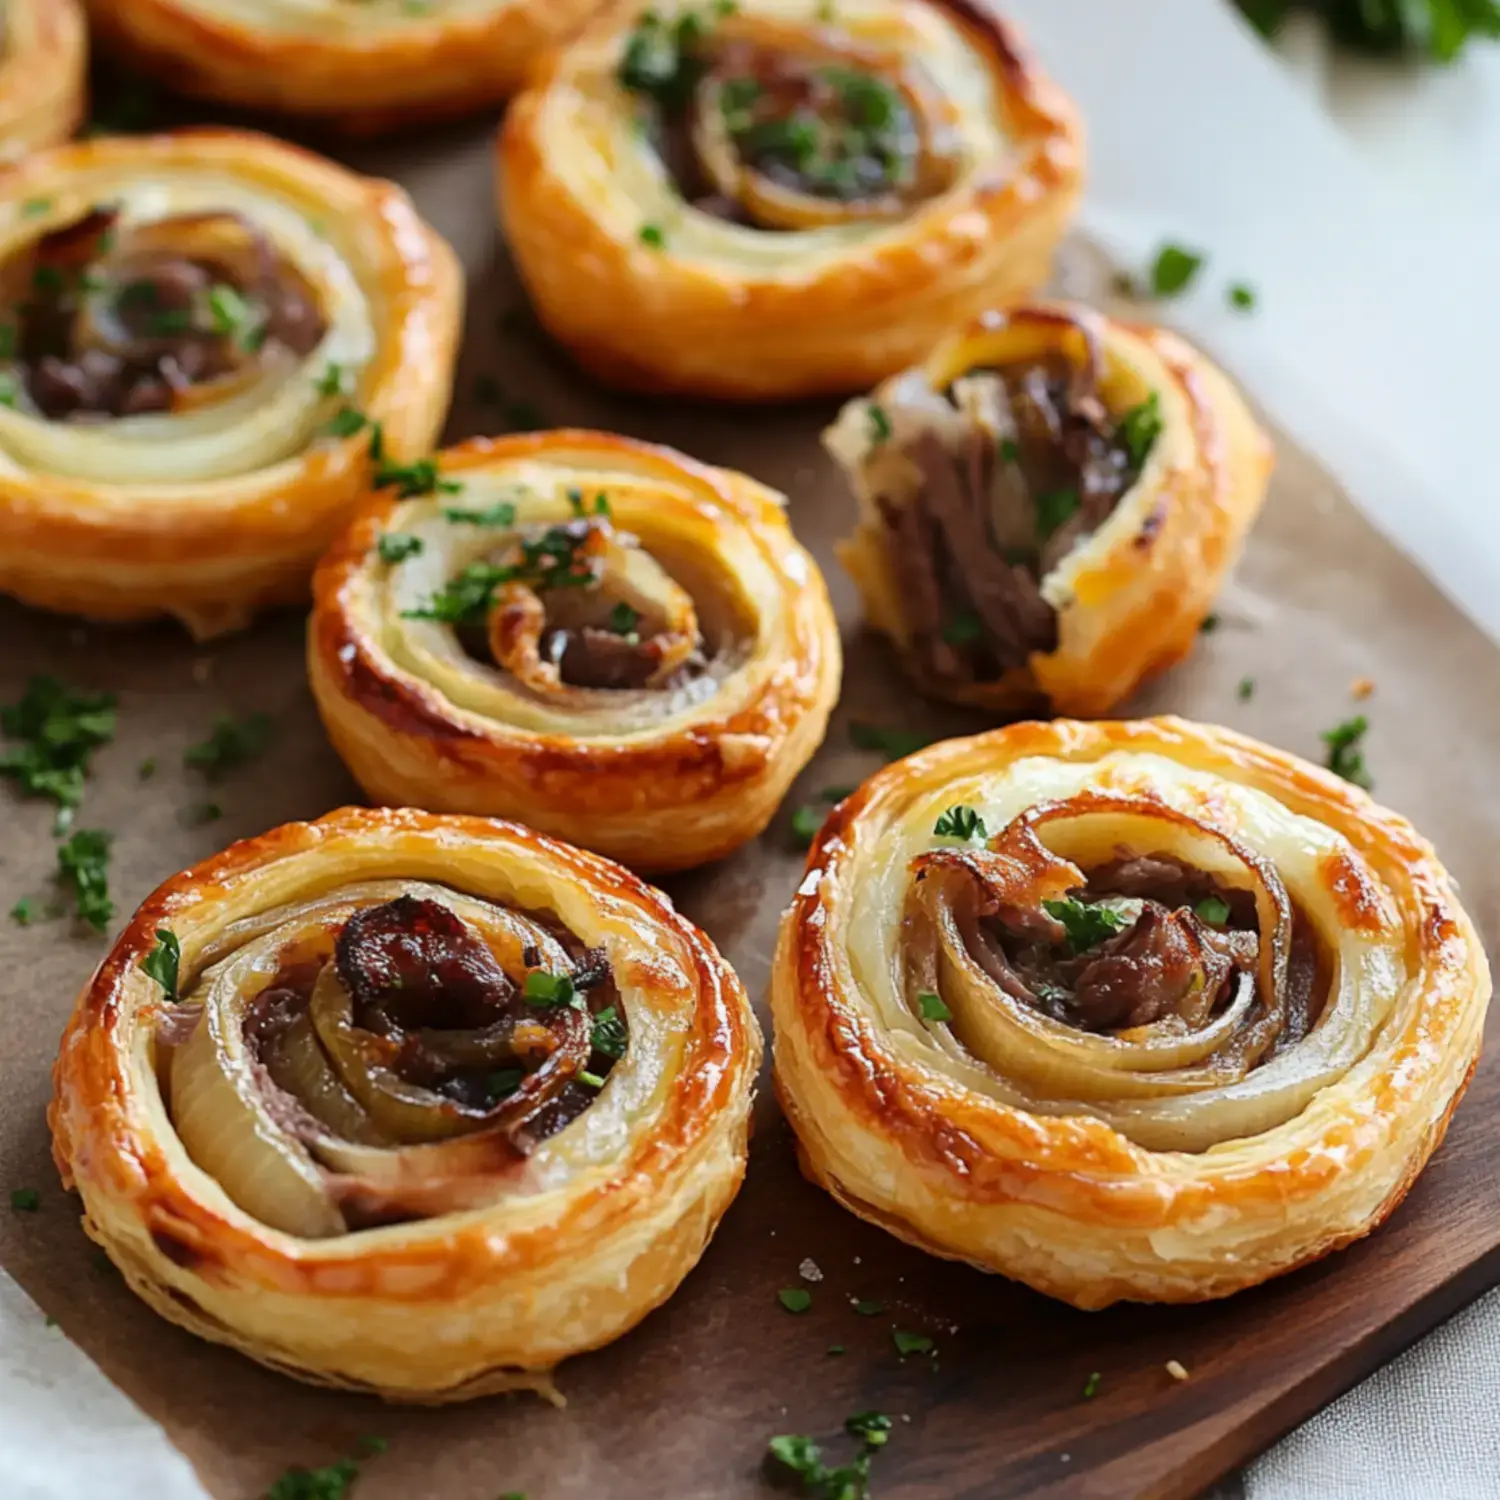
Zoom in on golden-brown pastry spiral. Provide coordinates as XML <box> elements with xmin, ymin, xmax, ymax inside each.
<box><xmin>770</xmin><ymin>718</ymin><xmax>1489</xmax><ymax>1308</ymax></box>
<box><xmin>51</xmin><ymin>806</ymin><xmax>761</xmax><ymax>1400</ymax></box>
<box><xmin>498</xmin><ymin>0</ymin><xmax>1082</xmax><ymax>400</ymax></box>
<box><xmin>0</xmin><ymin>0</ymin><xmax>86</xmax><ymax>164</ymax></box>
<box><xmin>0</xmin><ymin>131</ymin><xmax>462</xmax><ymax>638</ymax></box>
<box><xmin>82</xmin><ymin>0</ymin><xmax>604</xmax><ymax>133</ymax></box>
<box><xmin>308</xmin><ymin>431</ymin><xmax>841</xmax><ymax>873</ymax></box>
<box><xmin>827</xmin><ymin>303</ymin><xmax>1272</xmax><ymax>715</ymax></box>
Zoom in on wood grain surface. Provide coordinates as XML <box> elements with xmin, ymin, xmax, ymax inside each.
<box><xmin>0</xmin><ymin>114</ymin><xmax>1497</xmax><ymax>1500</ymax></box>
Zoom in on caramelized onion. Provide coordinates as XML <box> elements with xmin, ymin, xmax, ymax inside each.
<box><xmin>168</xmin><ymin>882</ymin><xmax>612</xmax><ymax>1236</ymax></box>
<box><xmin>901</xmin><ymin>795</ymin><xmax>1369</xmax><ymax>1151</ymax></box>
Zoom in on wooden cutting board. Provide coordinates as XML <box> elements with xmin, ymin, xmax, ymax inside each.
<box><xmin>1</xmin><ymin>111</ymin><xmax>1498</xmax><ymax>1500</ymax></box>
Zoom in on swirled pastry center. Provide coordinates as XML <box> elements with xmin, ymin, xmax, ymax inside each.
<box><xmin>167</xmin><ymin>887</ymin><xmax>629</xmax><ymax>1236</ymax></box>
<box><xmin>895</xmin><ymin>782</ymin><xmax>1366</xmax><ymax>1152</ymax></box>
<box><xmin>1</xmin><ymin>206</ymin><xmax>326</xmax><ymax>421</ymax></box>
<box><xmin>847</xmin><ymin>350</ymin><xmax>1155</xmax><ymax>681</ymax></box>
<box><xmin>621</xmin><ymin>6</ymin><xmax>958</xmax><ymax>229</ymax></box>
<box><xmin>403</xmin><ymin>506</ymin><xmax>729</xmax><ymax>706</ymax></box>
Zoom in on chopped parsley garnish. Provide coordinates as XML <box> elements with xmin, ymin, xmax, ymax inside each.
<box><xmin>57</xmin><ymin>829</ymin><xmax>113</xmax><ymax>932</ymax></box>
<box><xmin>10</xmin><ymin>1188</ymin><xmax>40</xmax><ymax>1212</ymax></box>
<box><xmin>1036</xmin><ymin>488</ymin><xmax>1079</xmax><ymax>540</ymax></box>
<box><xmin>1083</xmin><ymin>1370</ymin><xmax>1102</xmax><ymax>1399</ymax></box>
<box><xmin>917</xmin><ymin>991</ymin><xmax>952</xmax><ymax>1022</ymax></box>
<box><xmin>590</xmin><ymin>1005</ymin><xmax>628</xmax><ymax>1060</ymax></box>
<box><xmin>1118</xmin><ymin>391</ymin><xmax>1163</xmax><ymax>469</ymax></box>
<box><xmin>608</xmin><ymin>601</ymin><xmax>640</xmax><ymax>636</ymax></box>
<box><xmin>138</xmin><ymin>758</ymin><xmax>157</xmax><ymax>780</ymax></box>
<box><xmin>321</xmin><ymin>405</ymin><xmax>369</xmax><ymax>440</ymax></box>
<box><xmin>355</xmin><ymin>1437</ymin><xmax>388</xmax><ymax>1458</ymax></box>
<box><xmin>10</xmin><ymin>896</ymin><xmax>37</xmax><ymax>926</ymax></box>
<box><xmin>377</xmin><ymin>532</ymin><xmax>424</xmax><ymax>565</ymax></box>
<box><xmin>1043</xmin><ymin>895</ymin><xmax>1136</xmax><ymax>954</ymax></box>
<box><xmin>185</xmin><ymin>712</ymin><xmax>272</xmax><ymax>779</ymax></box>
<box><xmin>844</xmin><ymin>1412</ymin><xmax>892</xmax><ymax>1448</ymax></box>
<box><xmin>265</xmin><ymin>1457</ymin><xmax>359</xmax><ymax>1500</ymax></box>
<box><xmin>941</xmin><ymin>612</ymin><xmax>983</xmax><ymax>645</ymax></box>
<box><xmin>22</xmin><ymin>198</ymin><xmax>52</xmax><ymax>217</ymax></box>
<box><xmin>867</xmin><ymin>402</ymin><xmax>892</xmax><ymax>444</ymax></box>
<box><xmin>1195</xmin><ymin>896</ymin><xmax>1231</xmax><ymax>928</ymax></box>
<box><xmin>779</xmin><ymin>1287</ymin><xmax>813</xmax><ymax>1313</ymax></box>
<box><xmin>1200</xmin><ymin>613</ymin><xmax>1221</xmax><ymax>633</ymax></box>
<box><xmin>892</xmin><ymin>1329</ymin><xmax>934</xmax><ymax>1356</ymax></box>
<box><xmin>567</xmin><ymin>487</ymin><xmax>612</xmax><ymax>519</ymax></box>
<box><xmin>1150</xmin><ymin>243</ymin><xmax>1206</xmax><ymax>297</ymax></box>
<box><xmin>853</xmin><ymin>1299</ymin><xmax>884</xmax><ymax>1316</ymax></box>
<box><xmin>1228</xmin><ymin>281</ymin><xmax>1257</xmax><ymax>311</ymax></box>
<box><xmin>639</xmin><ymin>222</ymin><xmax>666</xmax><ymax>249</ymax></box>
<box><xmin>1323</xmin><ymin>714</ymin><xmax>1373</xmax><ymax>789</ymax></box>
<box><xmin>849</xmin><ymin>722</ymin><xmax>929</xmax><ymax>760</ymax></box>
<box><xmin>374</xmin><ymin>456</ymin><xmax>462</xmax><ymax>500</ymax></box>
<box><xmin>141</xmin><ymin>928</ymin><xmax>181</xmax><ymax>1000</ymax></box>
<box><xmin>1238</xmin><ymin>675</ymin><xmax>1256</xmax><ymax>701</ymax></box>
<box><xmin>768</xmin><ymin>1403</ymin><xmax>893</xmax><ymax>1500</ymax></box>
<box><xmin>206</xmin><ymin>283</ymin><xmax>260</xmax><ymax>345</ymax></box>
<box><xmin>0</xmin><ymin>675</ymin><xmax>116</xmax><ymax>813</ymax></box>
<box><xmin>404</xmin><ymin>527</ymin><xmax>597</xmax><ymax>623</ymax></box>
<box><xmin>487</xmin><ymin>1068</ymin><xmax>524</xmax><ymax>1100</ymax></box>
<box><xmin>933</xmin><ymin>804</ymin><xmax>986</xmax><ymax>842</ymax></box>
<box><xmin>184</xmin><ymin>801</ymin><xmax>222</xmax><ymax>826</ymax></box>
<box><xmin>314</xmin><ymin>362</ymin><xmax>350</xmax><ymax>398</ymax></box>
<box><xmin>827</xmin><ymin>1343</ymin><xmax>845</xmax><ymax>1355</ymax></box>
<box><xmin>524</xmin><ymin>969</ymin><xmax>578</xmax><ymax>1008</ymax></box>
<box><xmin>443</xmin><ymin>501</ymin><xmax>514</xmax><ymax>527</ymax></box>
<box><xmin>618</xmin><ymin>4</ymin><xmax>735</xmax><ymax>108</ymax></box>
<box><xmin>578</xmin><ymin>1069</ymin><xmax>607</xmax><ymax>1090</ymax></box>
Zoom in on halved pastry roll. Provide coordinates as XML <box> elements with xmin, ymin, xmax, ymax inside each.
<box><xmin>82</xmin><ymin>0</ymin><xmax>603</xmax><ymax>132</ymax></box>
<box><xmin>498</xmin><ymin>0</ymin><xmax>1082</xmax><ymax>400</ymax></box>
<box><xmin>309</xmin><ymin>431</ymin><xmax>841</xmax><ymax>873</ymax></box>
<box><xmin>827</xmin><ymin>304</ymin><xmax>1272</xmax><ymax>715</ymax></box>
<box><xmin>0</xmin><ymin>130</ymin><xmax>462</xmax><ymax>638</ymax></box>
<box><xmin>0</xmin><ymin>0</ymin><xmax>86</xmax><ymax>164</ymax></box>
<box><xmin>771</xmin><ymin>718</ymin><xmax>1489</xmax><ymax>1307</ymax></box>
<box><xmin>51</xmin><ymin>806</ymin><xmax>761</xmax><ymax>1400</ymax></box>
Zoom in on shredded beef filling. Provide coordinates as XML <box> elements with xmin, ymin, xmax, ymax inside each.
<box><xmin>246</xmin><ymin>896</ymin><xmax>624</xmax><ymax>1141</ymax></box>
<box><xmin>879</xmin><ymin>354</ymin><xmax>1146</xmax><ymax>684</ymax></box>
<box><xmin>4</xmin><ymin>206</ymin><xmax>325</xmax><ymax>421</ymax></box>
<box><xmin>965</xmin><ymin>854</ymin><xmax>1322</xmax><ymax>1058</ymax></box>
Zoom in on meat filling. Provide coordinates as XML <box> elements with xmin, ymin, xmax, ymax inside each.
<box><xmin>619</xmin><ymin>8</ymin><xmax>944</xmax><ymax>224</ymax></box>
<box><xmin>3</xmin><ymin>206</ymin><xmax>326</xmax><ymax>421</ymax></box>
<box><xmin>873</xmin><ymin>353</ymin><xmax>1154</xmax><ymax>683</ymax></box>
<box><xmin>967</xmin><ymin>854</ymin><xmax>1321</xmax><ymax>1060</ymax></box>
<box><xmin>245</xmin><ymin>896</ymin><xmax>626</xmax><ymax>1147</ymax></box>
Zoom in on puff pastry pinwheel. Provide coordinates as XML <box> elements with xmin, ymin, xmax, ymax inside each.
<box><xmin>827</xmin><ymin>303</ymin><xmax>1272</xmax><ymax>716</ymax></box>
<box><xmin>498</xmin><ymin>0</ymin><xmax>1082</xmax><ymax>400</ymax></box>
<box><xmin>308</xmin><ymin>431</ymin><xmax>841</xmax><ymax>873</ymax></box>
<box><xmin>771</xmin><ymin>718</ymin><xmax>1489</xmax><ymax>1308</ymax></box>
<box><xmin>83</xmin><ymin>0</ymin><xmax>603</xmax><ymax>133</ymax></box>
<box><xmin>50</xmin><ymin>806</ymin><xmax>761</xmax><ymax>1400</ymax></box>
<box><xmin>0</xmin><ymin>0</ymin><xmax>86</xmax><ymax>164</ymax></box>
<box><xmin>0</xmin><ymin>131</ymin><xmax>461</xmax><ymax>639</ymax></box>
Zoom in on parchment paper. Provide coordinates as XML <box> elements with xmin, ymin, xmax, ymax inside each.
<box><xmin>4</xmin><ymin>7</ymin><xmax>1500</xmax><ymax>1497</ymax></box>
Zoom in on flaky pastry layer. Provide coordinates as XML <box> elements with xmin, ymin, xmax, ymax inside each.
<box><xmin>770</xmin><ymin>717</ymin><xmax>1489</xmax><ymax>1307</ymax></box>
<box><xmin>50</xmin><ymin>806</ymin><xmax>761</xmax><ymax>1400</ymax></box>
<box><xmin>0</xmin><ymin>131</ymin><xmax>462</xmax><ymax>638</ymax></box>
<box><xmin>498</xmin><ymin>0</ymin><xmax>1083</xmax><ymax>400</ymax></box>
<box><xmin>0</xmin><ymin>0</ymin><xmax>86</xmax><ymax>163</ymax></box>
<box><xmin>308</xmin><ymin>430</ymin><xmax>841</xmax><ymax>873</ymax></box>
<box><xmin>82</xmin><ymin>0</ymin><xmax>604</xmax><ymax>131</ymax></box>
